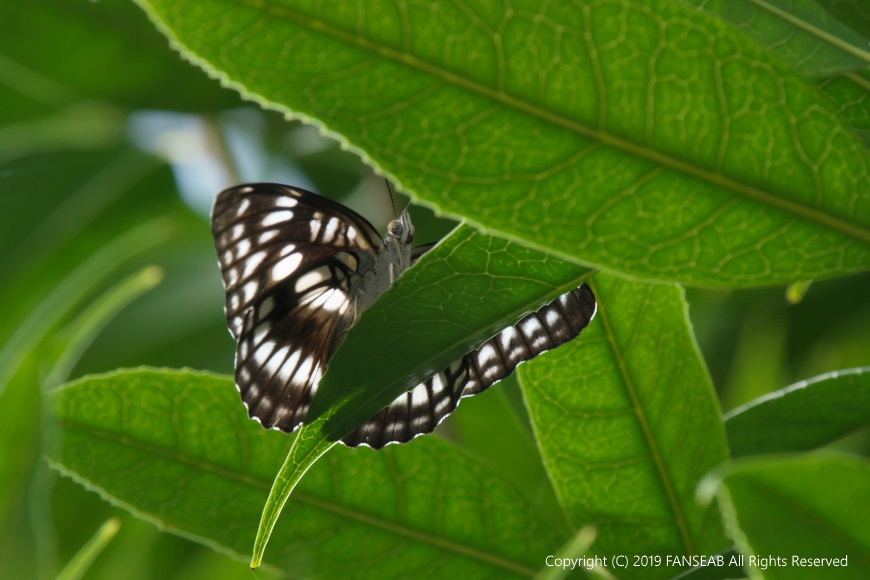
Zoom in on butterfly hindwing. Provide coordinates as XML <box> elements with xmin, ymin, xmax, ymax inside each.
<box><xmin>212</xmin><ymin>184</ymin><xmax>384</xmax><ymax>431</ymax></box>
<box><xmin>341</xmin><ymin>284</ymin><xmax>597</xmax><ymax>448</ymax></box>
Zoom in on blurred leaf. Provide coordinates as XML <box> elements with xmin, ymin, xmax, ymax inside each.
<box><xmin>533</xmin><ymin>527</ymin><xmax>597</xmax><ymax>580</ymax></box>
<box><xmin>725</xmin><ymin>367</ymin><xmax>870</xmax><ymax>456</ymax></box>
<box><xmin>785</xmin><ymin>279</ymin><xmax>813</xmax><ymax>304</ymax></box>
<box><xmin>671</xmin><ymin>547</ymin><xmax>745</xmax><ymax>579</ymax></box>
<box><xmin>56</xmin><ymin>518</ymin><xmax>121</xmax><ymax>580</ymax></box>
<box><xmin>521</xmin><ymin>273</ymin><xmax>730</xmax><ymax>575</ymax></box>
<box><xmin>685</xmin><ymin>0</ymin><xmax>869</xmax><ymax>76</ymax></box>
<box><xmin>0</xmin><ymin>0</ymin><xmax>243</xmax><ymax>117</ymax></box>
<box><xmin>0</xmin><ymin>101</ymin><xmax>126</xmax><ymax>163</ymax></box>
<box><xmin>48</xmin><ymin>369</ymin><xmax>567</xmax><ymax>578</ymax></box>
<box><xmin>0</xmin><ymin>218</ymin><xmax>177</xmax><ymax>396</ymax></box>
<box><xmin>816</xmin><ymin>0</ymin><xmax>870</xmax><ymax>38</ymax></box>
<box><xmin>136</xmin><ymin>0</ymin><xmax>870</xmax><ymax>286</ymax></box>
<box><xmin>44</xmin><ymin>265</ymin><xmax>165</xmax><ymax>389</ymax></box>
<box><xmin>699</xmin><ymin>453</ymin><xmax>870</xmax><ymax>579</ymax></box>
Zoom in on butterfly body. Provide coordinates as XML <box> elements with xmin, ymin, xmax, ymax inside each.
<box><xmin>212</xmin><ymin>183</ymin><xmax>596</xmax><ymax>448</ymax></box>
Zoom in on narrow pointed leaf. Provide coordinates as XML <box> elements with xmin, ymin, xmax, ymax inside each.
<box><xmin>48</xmin><ymin>369</ymin><xmax>567</xmax><ymax>578</ymax></box>
<box><xmin>56</xmin><ymin>519</ymin><xmax>121</xmax><ymax>580</ymax></box>
<box><xmin>136</xmin><ymin>0</ymin><xmax>870</xmax><ymax>286</ymax></box>
<box><xmin>699</xmin><ymin>453</ymin><xmax>870</xmax><ymax>579</ymax></box>
<box><xmin>725</xmin><ymin>367</ymin><xmax>870</xmax><ymax>457</ymax></box>
<box><xmin>521</xmin><ymin>273</ymin><xmax>729</xmax><ymax>575</ymax></box>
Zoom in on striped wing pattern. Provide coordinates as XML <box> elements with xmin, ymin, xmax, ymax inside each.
<box><xmin>212</xmin><ymin>183</ymin><xmax>597</xmax><ymax>449</ymax></box>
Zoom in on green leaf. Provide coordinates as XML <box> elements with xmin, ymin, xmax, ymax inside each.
<box><xmin>248</xmin><ymin>225</ymin><xmax>589</xmax><ymax>563</ymax></box>
<box><xmin>699</xmin><ymin>453</ymin><xmax>870</xmax><ymax>579</ymax></box>
<box><xmin>521</xmin><ymin>273</ymin><xmax>730</xmax><ymax>575</ymax></box>
<box><xmin>724</xmin><ymin>367</ymin><xmax>870</xmax><ymax>457</ymax></box>
<box><xmin>310</xmin><ymin>225</ymin><xmax>590</xmax><ymax>438</ymax></box>
<box><xmin>48</xmin><ymin>369</ymin><xmax>568</xmax><ymax>578</ymax></box>
<box><xmin>685</xmin><ymin>0</ymin><xmax>870</xmax><ymax>76</ymax></box>
<box><xmin>250</xmin><ymin>421</ymin><xmax>336</xmax><ymax>569</ymax></box>
<box><xmin>817</xmin><ymin>0</ymin><xmax>870</xmax><ymax>39</ymax></box>
<box><xmin>136</xmin><ymin>0</ymin><xmax>870</xmax><ymax>286</ymax></box>
<box><xmin>0</xmin><ymin>218</ymin><xmax>177</xmax><ymax>396</ymax></box>
<box><xmin>817</xmin><ymin>71</ymin><xmax>870</xmax><ymax>131</ymax></box>
<box><xmin>0</xmin><ymin>0</ymin><xmax>243</xmax><ymax>117</ymax></box>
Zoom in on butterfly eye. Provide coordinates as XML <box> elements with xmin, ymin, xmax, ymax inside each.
<box><xmin>387</xmin><ymin>219</ymin><xmax>404</xmax><ymax>237</ymax></box>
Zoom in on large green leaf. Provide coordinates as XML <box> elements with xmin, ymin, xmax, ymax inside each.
<box><xmin>48</xmin><ymin>369</ymin><xmax>568</xmax><ymax>578</ymax></box>
<box><xmin>521</xmin><ymin>273</ymin><xmax>729</xmax><ymax>577</ymax></box>
<box><xmin>248</xmin><ymin>225</ymin><xmax>590</xmax><ymax>564</ymax></box>
<box><xmin>700</xmin><ymin>453</ymin><xmax>870</xmax><ymax>579</ymax></box>
<box><xmin>135</xmin><ymin>0</ymin><xmax>870</xmax><ymax>286</ymax></box>
<box><xmin>682</xmin><ymin>1</ymin><xmax>870</xmax><ymax>134</ymax></box>
<box><xmin>685</xmin><ymin>0</ymin><xmax>869</xmax><ymax>77</ymax></box>
<box><xmin>725</xmin><ymin>367</ymin><xmax>870</xmax><ymax>457</ymax></box>
<box><xmin>310</xmin><ymin>224</ymin><xmax>590</xmax><ymax>437</ymax></box>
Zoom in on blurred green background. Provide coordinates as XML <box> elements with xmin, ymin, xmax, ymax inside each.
<box><xmin>1</xmin><ymin>1</ymin><xmax>867</xmax><ymax>578</ymax></box>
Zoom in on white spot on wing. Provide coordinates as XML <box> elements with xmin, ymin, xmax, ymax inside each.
<box><xmin>258</xmin><ymin>230</ymin><xmax>279</xmax><ymax>244</ymax></box>
<box><xmin>274</xmin><ymin>197</ymin><xmax>297</xmax><ymax>208</ymax></box>
<box><xmin>253</xmin><ymin>340</ymin><xmax>276</xmax><ymax>366</ymax></box>
<box><xmin>242</xmin><ymin>251</ymin><xmax>267</xmax><ymax>279</ymax></box>
<box><xmin>235</xmin><ymin>239</ymin><xmax>252</xmax><ymax>259</ymax></box>
<box><xmin>293</xmin><ymin>356</ymin><xmax>315</xmax><ymax>386</ymax></box>
<box><xmin>258</xmin><ymin>296</ymin><xmax>274</xmax><ymax>318</ymax></box>
<box><xmin>265</xmin><ymin>346</ymin><xmax>289</xmax><ymax>378</ymax></box>
<box><xmin>478</xmin><ymin>344</ymin><xmax>497</xmax><ymax>366</ymax></box>
<box><xmin>430</xmin><ymin>373</ymin><xmax>446</xmax><ymax>395</ymax></box>
<box><xmin>242</xmin><ymin>281</ymin><xmax>259</xmax><ymax>304</ymax></box>
<box><xmin>322</xmin><ymin>218</ymin><xmax>340</xmax><ymax>243</ymax></box>
<box><xmin>545</xmin><ymin>308</ymin><xmax>560</xmax><ymax>327</ymax></box>
<box><xmin>272</xmin><ymin>253</ymin><xmax>302</xmax><ymax>282</ymax></box>
<box><xmin>435</xmin><ymin>396</ymin><xmax>452</xmax><ymax>413</ymax></box>
<box><xmin>322</xmin><ymin>290</ymin><xmax>349</xmax><ymax>312</ymax></box>
<box><xmin>280</xmin><ymin>350</ymin><xmax>301</xmax><ymax>382</ymax></box>
<box><xmin>235</xmin><ymin>198</ymin><xmax>251</xmax><ymax>216</ymax></box>
<box><xmin>294</xmin><ymin>267</ymin><xmax>329</xmax><ymax>294</ymax></box>
<box><xmin>410</xmin><ymin>384</ymin><xmax>429</xmax><ymax>408</ymax></box>
<box><xmin>261</xmin><ymin>211</ymin><xmax>294</xmax><ymax>227</ymax></box>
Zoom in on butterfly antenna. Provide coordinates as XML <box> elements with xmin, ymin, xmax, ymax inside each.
<box><xmin>385</xmin><ymin>178</ymin><xmax>399</xmax><ymax>218</ymax></box>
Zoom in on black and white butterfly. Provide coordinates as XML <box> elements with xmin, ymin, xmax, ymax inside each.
<box><xmin>212</xmin><ymin>183</ymin><xmax>596</xmax><ymax>449</ymax></box>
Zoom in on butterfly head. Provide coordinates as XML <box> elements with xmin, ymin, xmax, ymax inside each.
<box><xmin>386</xmin><ymin>210</ymin><xmax>414</xmax><ymax>246</ymax></box>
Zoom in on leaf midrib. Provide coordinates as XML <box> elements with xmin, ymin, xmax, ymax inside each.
<box><xmin>224</xmin><ymin>0</ymin><xmax>870</xmax><ymax>244</ymax></box>
<box><xmin>59</xmin><ymin>418</ymin><xmax>538</xmax><ymax>577</ymax></box>
<box><xmin>590</xmin><ymin>279</ymin><xmax>697</xmax><ymax>555</ymax></box>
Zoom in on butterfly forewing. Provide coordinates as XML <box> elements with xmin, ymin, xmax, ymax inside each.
<box><xmin>213</xmin><ymin>183</ymin><xmax>598</xmax><ymax>448</ymax></box>
<box><xmin>212</xmin><ymin>184</ymin><xmax>385</xmax><ymax>431</ymax></box>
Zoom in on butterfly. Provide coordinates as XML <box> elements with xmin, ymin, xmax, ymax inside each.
<box><xmin>212</xmin><ymin>183</ymin><xmax>597</xmax><ymax>448</ymax></box>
